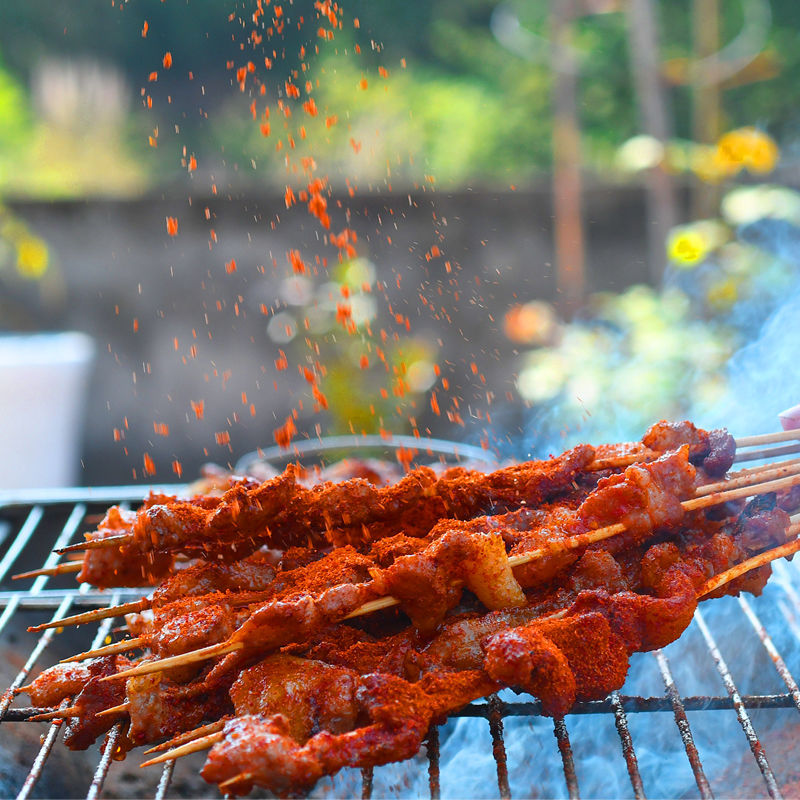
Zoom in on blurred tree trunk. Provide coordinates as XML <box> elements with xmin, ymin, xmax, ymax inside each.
<box><xmin>625</xmin><ymin>0</ymin><xmax>678</xmax><ymax>282</ymax></box>
<box><xmin>692</xmin><ymin>0</ymin><xmax>722</xmax><ymax>219</ymax></box>
<box><xmin>550</xmin><ymin>0</ymin><xmax>585</xmax><ymax>313</ymax></box>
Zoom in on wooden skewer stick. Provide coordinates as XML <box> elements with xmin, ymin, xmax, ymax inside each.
<box><xmin>28</xmin><ymin>599</ymin><xmax>149</xmax><ymax>632</ymax></box>
<box><xmin>100</xmin><ymin>471</ymin><xmax>800</xmax><ymax>683</ymax></box>
<box><xmin>729</xmin><ymin>457</ymin><xmax>800</xmax><ymax>477</ymax></box>
<box><xmin>103</xmin><ymin>640</ymin><xmax>244</xmax><ymax>683</ymax></box>
<box><xmin>143</xmin><ymin>719</ymin><xmax>228</xmax><ymax>755</ymax></box>
<box><xmin>95</xmin><ymin>702</ymin><xmax>131</xmax><ymax>718</ymax></box>
<box><xmin>735</xmin><ymin>428</ymin><xmax>800</xmax><ymax>448</ymax></box>
<box><xmin>36</xmin><ymin>587</ymin><xmax>278</xmax><ymax>633</ymax></box>
<box><xmin>29</xmin><ymin>706</ymin><xmax>80</xmax><ymax>721</ymax></box>
<box><xmin>696</xmin><ymin>462</ymin><xmax>800</xmax><ymax>497</ymax></box>
<box><xmin>587</xmin><ymin>450</ymin><xmax>655</xmax><ymax>471</ymax></box>
<box><xmin>733</xmin><ymin>442</ymin><xmax>800</xmax><ymax>464</ymax></box>
<box><xmin>218</xmin><ymin>773</ymin><xmax>255</xmax><ymax>792</ymax></box>
<box><xmin>56</xmin><ymin>534</ymin><xmax>132</xmax><ymax>555</ymax></box>
<box><xmin>53</xmin><ymin>443</ymin><xmax>800</xmax><ymax>557</ymax></box>
<box><xmin>699</xmin><ymin>524</ymin><xmax>800</xmax><ymax>598</ymax></box>
<box><xmin>344</xmin><ymin>523</ymin><xmax>628</xmax><ymax>621</ymax></box>
<box><xmin>682</xmin><ymin>473</ymin><xmax>800</xmax><ymax>512</ymax></box>
<box><xmin>61</xmin><ymin>637</ymin><xmax>146</xmax><ymax>664</ymax></box>
<box><xmin>140</xmin><ymin>731</ymin><xmax>225</xmax><ymax>767</ymax></box>
<box><xmin>12</xmin><ymin>562</ymin><xmax>82</xmax><ymax>581</ymax></box>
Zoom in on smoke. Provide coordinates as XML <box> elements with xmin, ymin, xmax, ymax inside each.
<box><xmin>699</xmin><ymin>286</ymin><xmax>800</xmax><ymax>436</ymax></box>
<box><xmin>306</xmin><ymin>215</ymin><xmax>800</xmax><ymax>799</ymax></box>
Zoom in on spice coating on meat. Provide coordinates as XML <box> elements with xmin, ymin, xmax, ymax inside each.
<box><xmin>642</xmin><ymin>420</ymin><xmax>735</xmax><ymax>476</ymax></box>
<box><xmin>127</xmin><ymin>445</ymin><xmax>596</xmax><ymax>560</ymax></box>
<box><xmin>25</xmin><ymin>662</ymin><xmax>94</xmax><ymax>708</ymax></box>
<box><xmin>79</xmin><ymin>507</ymin><xmax>174</xmax><ymax>587</ymax></box>
<box><xmin>578</xmin><ymin>447</ymin><xmax>696</xmax><ymax>537</ymax></box>
<box><xmin>62</xmin><ymin>657</ymin><xmax>129</xmax><ymax>750</ymax></box>
<box><xmin>200</xmin><ymin>670</ymin><xmax>497</xmax><ymax>796</ymax></box>
<box><xmin>230</xmin><ymin>655</ymin><xmax>358</xmax><ymax>740</ymax></box>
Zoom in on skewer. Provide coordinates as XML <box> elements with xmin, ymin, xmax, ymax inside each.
<box><xmin>96</xmin><ymin>702</ymin><xmax>131</xmax><ymax>718</ymax></box>
<box><xmin>143</xmin><ymin>719</ymin><xmax>227</xmax><ymax>755</ymax></box>
<box><xmin>733</xmin><ymin>442</ymin><xmax>800</xmax><ymax>464</ymax></box>
<box><xmin>696</xmin><ymin>461</ymin><xmax>800</xmax><ymax>497</ymax></box>
<box><xmin>29</xmin><ymin>706</ymin><xmax>80</xmax><ymax>721</ymax></box>
<box><xmin>100</xmin><ymin>470</ymin><xmax>800</xmax><ymax>683</ymax></box>
<box><xmin>41</xmin><ymin>587</ymin><xmax>279</xmax><ymax>634</ymax></box>
<box><xmin>682</xmin><ymin>472</ymin><xmax>800</xmax><ymax>511</ymax></box>
<box><xmin>61</xmin><ymin>637</ymin><xmax>145</xmax><ymax>663</ymax></box>
<box><xmin>699</xmin><ymin>523</ymin><xmax>800</xmax><ymax>597</ymax></box>
<box><xmin>587</xmin><ymin>450</ymin><xmax>655</xmax><ymax>471</ymax></box>
<box><xmin>55</xmin><ymin>444</ymin><xmax>800</xmax><ymax>559</ymax></box>
<box><xmin>12</xmin><ymin>562</ymin><xmax>82</xmax><ymax>581</ymax></box>
<box><xmin>40</xmin><ymin>589</ymin><xmax>284</xmax><ymax>636</ymax></box>
<box><xmin>140</xmin><ymin>731</ymin><xmax>225</xmax><ymax>767</ymax></box>
<box><xmin>734</xmin><ymin>428</ymin><xmax>800</xmax><ymax>448</ymax></box>
<box><xmin>28</xmin><ymin>599</ymin><xmax>149</xmax><ymax>632</ymax></box>
<box><xmin>102</xmin><ymin>641</ymin><xmax>244</xmax><ymax>682</ymax></box>
<box><xmin>56</xmin><ymin>534</ymin><xmax>132</xmax><ymax>555</ymax></box>
<box><xmin>138</xmin><ymin>521</ymin><xmax>800</xmax><ymax>770</ymax></box>
<box><xmin>219</xmin><ymin>773</ymin><xmax>255</xmax><ymax>792</ymax></box>
<box><xmin>344</xmin><ymin>524</ymin><xmax>628</xmax><ymax>621</ymax></box>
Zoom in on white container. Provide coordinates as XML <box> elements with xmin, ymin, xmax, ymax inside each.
<box><xmin>0</xmin><ymin>332</ymin><xmax>95</xmax><ymax>489</ymax></box>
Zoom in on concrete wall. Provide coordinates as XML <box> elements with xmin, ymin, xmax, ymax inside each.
<box><xmin>10</xmin><ymin>185</ymin><xmax>665</xmax><ymax>485</ymax></box>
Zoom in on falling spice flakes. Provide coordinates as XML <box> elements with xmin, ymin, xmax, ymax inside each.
<box><xmin>122</xmin><ymin>0</ymin><xmax>473</xmax><ymax>470</ymax></box>
<box><xmin>287</xmin><ymin>249</ymin><xmax>307</xmax><ymax>274</ymax></box>
<box><xmin>274</xmin><ymin>415</ymin><xmax>298</xmax><ymax>448</ymax></box>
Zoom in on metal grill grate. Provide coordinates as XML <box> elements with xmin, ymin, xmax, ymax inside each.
<box><xmin>2</xmin><ymin>492</ymin><xmax>800</xmax><ymax>799</ymax></box>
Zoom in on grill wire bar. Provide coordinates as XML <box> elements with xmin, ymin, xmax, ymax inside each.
<box><xmin>1</xmin><ymin>498</ymin><xmax>800</xmax><ymax>799</ymax></box>
<box><xmin>653</xmin><ymin>649</ymin><xmax>714</xmax><ymax>799</ymax></box>
<box><xmin>694</xmin><ymin>608</ymin><xmax>783</xmax><ymax>800</ymax></box>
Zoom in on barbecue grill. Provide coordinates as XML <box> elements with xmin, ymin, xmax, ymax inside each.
<box><xmin>2</xmin><ymin>449</ymin><xmax>800</xmax><ymax>799</ymax></box>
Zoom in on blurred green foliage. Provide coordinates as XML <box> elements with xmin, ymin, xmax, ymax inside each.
<box><xmin>0</xmin><ymin>0</ymin><xmax>799</xmax><ymax>195</ymax></box>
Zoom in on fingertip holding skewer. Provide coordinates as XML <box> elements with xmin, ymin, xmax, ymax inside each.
<box><xmin>139</xmin><ymin>731</ymin><xmax>225</xmax><ymax>767</ymax></box>
<box><xmin>779</xmin><ymin>406</ymin><xmax>800</xmax><ymax>432</ymax></box>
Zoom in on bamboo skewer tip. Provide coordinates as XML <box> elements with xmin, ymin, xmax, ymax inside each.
<box><xmin>139</xmin><ymin>731</ymin><xmax>224</xmax><ymax>767</ymax></box>
<box><xmin>218</xmin><ymin>773</ymin><xmax>254</xmax><ymax>791</ymax></box>
<box><xmin>95</xmin><ymin>702</ymin><xmax>130</xmax><ymax>718</ymax></box>
<box><xmin>29</xmin><ymin>706</ymin><xmax>79</xmax><ymax>722</ymax></box>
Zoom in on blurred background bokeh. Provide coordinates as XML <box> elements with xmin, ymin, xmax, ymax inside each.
<box><xmin>1</xmin><ymin>0</ymin><xmax>799</xmax><ymax>486</ymax></box>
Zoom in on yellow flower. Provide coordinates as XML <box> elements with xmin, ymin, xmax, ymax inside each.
<box><xmin>692</xmin><ymin>144</ymin><xmax>731</xmax><ymax>183</ymax></box>
<box><xmin>667</xmin><ymin>228</ymin><xmax>709</xmax><ymax>267</ymax></box>
<box><xmin>716</xmin><ymin>128</ymin><xmax>779</xmax><ymax>176</ymax></box>
<box><xmin>16</xmin><ymin>236</ymin><xmax>49</xmax><ymax>279</ymax></box>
